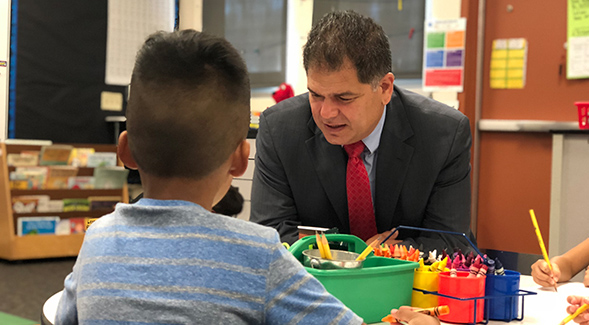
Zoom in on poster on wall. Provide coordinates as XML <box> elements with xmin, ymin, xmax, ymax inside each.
<box><xmin>567</xmin><ymin>0</ymin><xmax>589</xmax><ymax>79</ymax></box>
<box><xmin>489</xmin><ymin>38</ymin><xmax>528</xmax><ymax>89</ymax></box>
<box><xmin>105</xmin><ymin>0</ymin><xmax>175</xmax><ymax>86</ymax></box>
<box><xmin>422</xmin><ymin>18</ymin><xmax>466</xmax><ymax>92</ymax></box>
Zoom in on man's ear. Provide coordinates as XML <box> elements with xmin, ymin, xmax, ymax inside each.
<box><xmin>229</xmin><ymin>140</ymin><xmax>250</xmax><ymax>177</ymax></box>
<box><xmin>379</xmin><ymin>72</ymin><xmax>395</xmax><ymax>105</ymax></box>
<box><xmin>117</xmin><ymin>131</ymin><xmax>138</xmax><ymax>170</ymax></box>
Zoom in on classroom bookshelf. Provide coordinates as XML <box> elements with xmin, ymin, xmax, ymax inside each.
<box><xmin>0</xmin><ymin>142</ymin><xmax>129</xmax><ymax>260</ymax></box>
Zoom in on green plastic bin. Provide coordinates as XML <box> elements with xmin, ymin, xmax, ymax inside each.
<box><xmin>288</xmin><ymin>234</ymin><xmax>419</xmax><ymax>323</ymax></box>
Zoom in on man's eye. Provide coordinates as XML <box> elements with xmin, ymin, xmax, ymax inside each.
<box><xmin>339</xmin><ymin>97</ymin><xmax>353</xmax><ymax>102</ymax></box>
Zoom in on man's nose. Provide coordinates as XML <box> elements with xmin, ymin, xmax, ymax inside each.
<box><xmin>320</xmin><ymin>99</ymin><xmax>339</xmax><ymax>119</ymax></box>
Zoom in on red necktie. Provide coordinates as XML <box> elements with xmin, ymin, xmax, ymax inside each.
<box><xmin>344</xmin><ymin>141</ymin><xmax>377</xmax><ymax>241</ymax></box>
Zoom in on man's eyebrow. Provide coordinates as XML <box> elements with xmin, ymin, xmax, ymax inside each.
<box><xmin>307</xmin><ymin>87</ymin><xmax>359</xmax><ymax>98</ymax></box>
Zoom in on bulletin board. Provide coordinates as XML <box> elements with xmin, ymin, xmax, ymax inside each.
<box><xmin>11</xmin><ymin>0</ymin><xmax>127</xmax><ymax>144</ymax></box>
<box><xmin>481</xmin><ymin>1</ymin><xmax>589</xmax><ymax>122</ymax></box>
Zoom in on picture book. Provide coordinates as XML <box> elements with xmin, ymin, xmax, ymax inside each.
<box><xmin>45</xmin><ymin>166</ymin><xmax>79</xmax><ymax>189</ymax></box>
<box><xmin>62</xmin><ymin>198</ymin><xmax>90</xmax><ymax>212</ymax></box>
<box><xmin>93</xmin><ymin>166</ymin><xmax>129</xmax><ymax>189</ymax></box>
<box><xmin>55</xmin><ymin>217</ymin><xmax>87</xmax><ymax>235</ymax></box>
<box><xmin>17</xmin><ymin>216</ymin><xmax>60</xmax><ymax>236</ymax></box>
<box><xmin>12</xmin><ymin>167</ymin><xmax>49</xmax><ymax>189</ymax></box>
<box><xmin>12</xmin><ymin>195</ymin><xmax>50</xmax><ymax>214</ymax></box>
<box><xmin>37</xmin><ymin>200</ymin><xmax>64</xmax><ymax>213</ymax></box>
<box><xmin>67</xmin><ymin>176</ymin><xmax>95</xmax><ymax>189</ymax></box>
<box><xmin>39</xmin><ymin>145</ymin><xmax>74</xmax><ymax>166</ymax></box>
<box><xmin>7</xmin><ymin>152</ymin><xmax>39</xmax><ymax>167</ymax></box>
<box><xmin>68</xmin><ymin>147</ymin><xmax>95</xmax><ymax>167</ymax></box>
<box><xmin>86</xmin><ymin>152</ymin><xmax>118</xmax><ymax>168</ymax></box>
<box><xmin>89</xmin><ymin>196</ymin><xmax>122</xmax><ymax>210</ymax></box>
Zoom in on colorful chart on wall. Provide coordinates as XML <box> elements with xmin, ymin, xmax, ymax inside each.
<box><xmin>490</xmin><ymin>38</ymin><xmax>528</xmax><ymax>89</ymax></box>
<box><xmin>567</xmin><ymin>0</ymin><xmax>589</xmax><ymax>79</ymax></box>
<box><xmin>422</xmin><ymin>18</ymin><xmax>466</xmax><ymax>92</ymax></box>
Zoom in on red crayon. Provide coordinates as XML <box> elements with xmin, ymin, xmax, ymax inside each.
<box><xmin>468</xmin><ymin>258</ymin><xmax>481</xmax><ymax>278</ymax></box>
<box><xmin>477</xmin><ymin>263</ymin><xmax>488</xmax><ymax>277</ymax></box>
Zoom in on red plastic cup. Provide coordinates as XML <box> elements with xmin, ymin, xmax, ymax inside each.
<box><xmin>438</xmin><ymin>271</ymin><xmax>485</xmax><ymax>323</ymax></box>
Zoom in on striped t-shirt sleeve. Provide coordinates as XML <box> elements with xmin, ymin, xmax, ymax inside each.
<box><xmin>264</xmin><ymin>236</ymin><xmax>363</xmax><ymax>325</ymax></box>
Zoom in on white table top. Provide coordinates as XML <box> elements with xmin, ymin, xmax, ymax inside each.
<box><xmin>43</xmin><ymin>276</ymin><xmax>588</xmax><ymax>325</ymax></box>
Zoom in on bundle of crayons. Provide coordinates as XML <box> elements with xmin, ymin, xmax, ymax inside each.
<box><xmin>381</xmin><ymin>305</ymin><xmax>450</xmax><ymax>323</ymax></box>
<box><xmin>372</xmin><ymin>243</ymin><xmax>421</xmax><ymax>262</ymax></box>
<box><xmin>413</xmin><ymin>248</ymin><xmax>506</xmax><ymax>277</ymax></box>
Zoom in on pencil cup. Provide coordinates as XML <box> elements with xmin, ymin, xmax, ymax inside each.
<box><xmin>411</xmin><ymin>269</ymin><xmax>439</xmax><ymax>308</ymax></box>
<box><xmin>438</xmin><ymin>271</ymin><xmax>485</xmax><ymax>324</ymax></box>
<box><xmin>485</xmin><ymin>270</ymin><xmax>520</xmax><ymax>321</ymax></box>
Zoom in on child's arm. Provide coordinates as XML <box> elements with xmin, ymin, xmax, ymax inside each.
<box><xmin>385</xmin><ymin>306</ymin><xmax>441</xmax><ymax>325</ymax></box>
<box><xmin>54</xmin><ymin>272</ymin><xmax>79</xmax><ymax>324</ymax></box>
<box><xmin>565</xmin><ymin>296</ymin><xmax>589</xmax><ymax>324</ymax></box>
<box><xmin>532</xmin><ymin>238</ymin><xmax>589</xmax><ymax>286</ymax></box>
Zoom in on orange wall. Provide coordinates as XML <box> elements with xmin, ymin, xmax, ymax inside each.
<box><xmin>476</xmin><ymin>132</ymin><xmax>552</xmax><ymax>254</ymax></box>
<box><xmin>459</xmin><ymin>1</ymin><xmax>589</xmax><ymax>255</ymax></box>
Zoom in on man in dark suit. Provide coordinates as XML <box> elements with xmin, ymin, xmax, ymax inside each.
<box><xmin>250</xmin><ymin>10</ymin><xmax>474</xmax><ymax>253</ymax></box>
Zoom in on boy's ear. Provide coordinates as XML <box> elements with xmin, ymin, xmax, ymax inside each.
<box><xmin>229</xmin><ymin>140</ymin><xmax>250</xmax><ymax>177</ymax></box>
<box><xmin>117</xmin><ymin>131</ymin><xmax>138</xmax><ymax>170</ymax></box>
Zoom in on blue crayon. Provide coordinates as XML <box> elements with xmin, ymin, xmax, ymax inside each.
<box><xmin>494</xmin><ymin>257</ymin><xmax>505</xmax><ymax>275</ymax></box>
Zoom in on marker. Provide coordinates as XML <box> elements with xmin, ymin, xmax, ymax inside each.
<box><xmin>495</xmin><ymin>257</ymin><xmax>505</xmax><ymax>275</ymax></box>
<box><xmin>559</xmin><ymin>304</ymin><xmax>589</xmax><ymax>325</ymax></box>
<box><xmin>529</xmin><ymin>209</ymin><xmax>558</xmax><ymax>291</ymax></box>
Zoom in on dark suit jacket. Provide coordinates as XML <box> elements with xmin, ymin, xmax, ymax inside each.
<box><xmin>250</xmin><ymin>86</ymin><xmax>474</xmax><ymax>252</ymax></box>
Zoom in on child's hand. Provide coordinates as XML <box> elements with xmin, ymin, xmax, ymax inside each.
<box><xmin>388</xmin><ymin>306</ymin><xmax>441</xmax><ymax>325</ymax></box>
<box><xmin>566</xmin><ymin>296</ymin><xmax>589</xmax><ymax>324</ymax></box>
<box><xmin>531</xmin><ymin>259</ymin><xmax>561</xmax><ymax>287</ymax></box>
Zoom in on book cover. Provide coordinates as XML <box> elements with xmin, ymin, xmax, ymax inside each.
<box><xmin>45</xmin><ymin>166</ymin><xmax>79</xmax><ymax>189</ymax></box>
<box><xmin>17</xmin><ymin>216</ymin><xmax>60</xmax><ymax>236</ymax></box>
<box><xmin>86</xmin><ymin>152</ymin><xmax>118</xmax><ymax>168</ymax></box>
<box><xmin>89</xmin><ymin>196</ymin><xmax>122</xmax><ymax>210</ymax></box>
<box><xmin>12</xmin><ymin>195</ymin><xmax>50</xmax><ymax>213</ymax></box>
<box><xmin>13</xmin><ymin>167</ymin><xmax>49</xmax><ymax>189</ymax></box>
<box><xmin>37</xmin><ymin>200</ymin><xmax>64</xmax><ymax>213</ymax></box>
<box><xmin>68</xmin><ymin>148</ymin><xmax>96</xmax><ymax>167</ymax></box>
<box><xmin>69</xmin><ymin>217</ymin><xmax>87</xmax><ymax>234</ymax></box>
<box><xmin>93</xmin><ymin>166</ymin><xmax>129</xmax><ymax>189</ymax></box>
<box><xmin>39</xmin><ymin>145</ymin><xmax>74</xmax><ymax>166</ymax></box>
<box><xmin>7</xmin><ymin>152</ymin><xmax>39</xmax><ymax>167</ymax></box>
<box><xmin>67</xmin><ymin>176</ymin><xmax>95</xmax><ymax>189</ymax></box>
<box><xmin>55</xmin><ymin>219</ymin><xmax>71</xmax><ymax>235</ymax></box>
<box><xmin>62</xmin><ymin>198</ymin><xmax>90</xmax><ymax>212</ymax></box>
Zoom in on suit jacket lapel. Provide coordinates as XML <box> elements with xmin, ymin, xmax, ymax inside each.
<box><xmin>375</xmin><ymin>89</ymin><xmax>414</xmax><ymax>231</ymax></box>
<box><xmin>305</xmin><ymin>118</ymin><xmax>349</xmax><ymax>228</ymax></box>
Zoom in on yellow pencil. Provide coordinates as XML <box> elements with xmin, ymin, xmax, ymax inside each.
<box><xmin>315</xmin><ymin>232</ymin><xmax>326</xmax><ymax>259</ymax></box>
<box><xmin>529</xmin><ymin>209</ymin><xmax>558</xmax><ymax>292</ymax></box>
<box><xmin>356</xmin><ymin>238</ymin><xmax>379</xmax><ymax>261</ymax></box>
<box><xmin>321</xmin><ymin>233</ymin><xmax>333</xmax><ymax>260</ymax></box>
<box><xmin>559</xmin><ymin>304</ymin><xmax>589</xmax><ymax>325</ymax></box>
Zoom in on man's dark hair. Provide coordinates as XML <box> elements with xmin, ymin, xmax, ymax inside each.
<box><xmin>126</xmin><ymin>29</ymin><xmax>250</xmax><ymax>179</ymax></box>
<box><xmin>303</xmin><ymin>10</ymin><xmax>392</xmax><ymax>87</ymax></box>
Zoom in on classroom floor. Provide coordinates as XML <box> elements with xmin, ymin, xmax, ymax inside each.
<box><xmin>0</xmin><ymin>257</ymin><xmax>76</xmax><ymax>323</ymax></box>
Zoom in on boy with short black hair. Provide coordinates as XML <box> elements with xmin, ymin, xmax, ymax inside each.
<box><xmin>55</xmin><ymin>30</ymin><xmax>363</xmax><ymax>324</ymax></box>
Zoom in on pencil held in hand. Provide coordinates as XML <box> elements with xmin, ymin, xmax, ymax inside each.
<box><xmin>559</xmin><ymin>303</ymin><xmax>589</xmax><ymax>325</ymax></box>
<box><xmin>529</xmin><ymin>209</ymin><xmax>558</xmax><ymax>291</ymax></box>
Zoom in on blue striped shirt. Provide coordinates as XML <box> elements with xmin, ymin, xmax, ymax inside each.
<box><xmin>55</xmin><ymin>199</ymin><xmax>362</xmax><ymax>324</ymax></box>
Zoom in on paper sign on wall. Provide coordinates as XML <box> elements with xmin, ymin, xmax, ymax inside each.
<box><xmin>422</xmin><ymin>18</ymin><xmax>466</xmax><ymax>92</ymax></box>
<box><xmin>567</xmin><ymin>0</ymin><xmax>589</xmax><ymax>79</ymax></box>
<box><xmin>490</xmin><ymin>38</ymin><xmax>528</xmax><ymax>89</ymax></box>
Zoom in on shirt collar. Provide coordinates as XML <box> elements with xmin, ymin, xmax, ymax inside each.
<box><xmin>362</xmin><ymin>106</ymin><xmax>386</xmax><ymax>154</ymax></box>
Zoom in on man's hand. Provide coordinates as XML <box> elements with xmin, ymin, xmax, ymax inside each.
<box><xmin>366</xmin><ymin>228</ymin><xmax>402</xmax><ymax>246</ymax></box>
<box><xmin>531</xmin><ymin>259</ymin><xmax>561</xmax><ymax>287</ymax></box>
